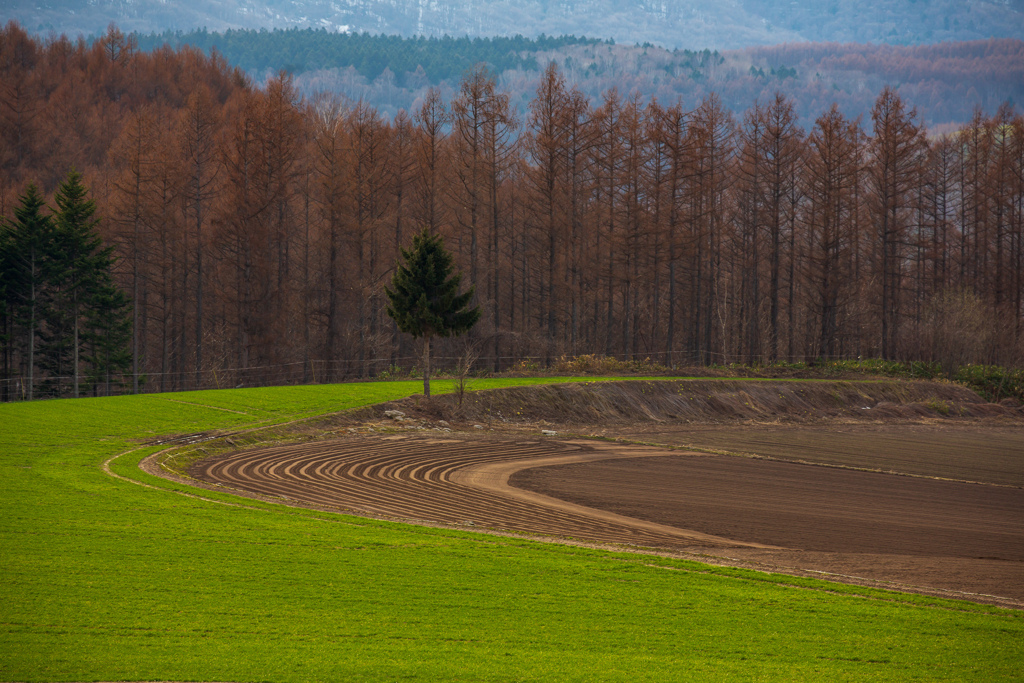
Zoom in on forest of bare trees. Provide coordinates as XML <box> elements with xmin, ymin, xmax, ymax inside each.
<box><xmin>2</xmin><ymin>22</ymin><xmax>1022</xmax><ymax>397</ymax></box>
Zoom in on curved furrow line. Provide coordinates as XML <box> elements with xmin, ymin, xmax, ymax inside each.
<box><xmin>203</xmin><ymin>444</ymin><xmax>431</xmax><ymax>504</ymax></box>
<box><xmin>213</xmin><ymin>459</ymin><xmax>345</xmax><ymax>502</ymax></box>
<box><xmin>242</xmin><ymin>457</ymin><xmax>286</xmax><ymax>482</ymax></box>
<box><xmin>228</xmin><ymin>462</ymin><xmax>447</xmax><ymax>517</ymax></box>
<box><xmin>293</xmin><ymin>448</ymin><xmax>365</xmax><ymax>472</ymax></box>
<box><xmin>305</xmin><ymin>458</ymin><xmax>340</xmax><ymax>482</ymax></box>
<box><xmin>265</xmin><ymin>445</ymin><xmax>592</xmax><ymax>527</ymax></box>
<box><xmin>297</xmin><ymin>456</ymin><xmax>329</xmax><ymax>481</ymax></box>
<box><xmin>410</xmin><ymin>445</ymin><xmax>564</xmax><ymax>483</ymax></box>
<box><xmin>201</xmin><ymin>443</ymin><xmax>477</xmax><ymax>518</ymax></box>
<box><xmin>236</xmin><ymin>454</ymin><xmax>282</xmax><ymax>480</ymax></box>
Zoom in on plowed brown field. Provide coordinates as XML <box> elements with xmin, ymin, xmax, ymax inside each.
<box><xmin>610</xmin><ymin>423</ymin><xmax>1024</xmax><ymax>486</ymax></box>
<box><xmin>188</xmin><ymin>427</ymin><xmax>1024</xmax><ymax>607</ymax></box>
<box><xmin>190</xmin><ymin>437</ymin><xmax>767</xmax><ymax>549</ymax></box>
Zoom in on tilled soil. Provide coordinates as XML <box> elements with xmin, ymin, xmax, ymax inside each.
<box><xmin>610</xmin><ymin>423</ymin><xmax>1024</xmax><ymax>486</ymax></box>
<box><xmin>187</xmin><ymin>429</ymin><xmax>1024</xmax><ymax>607</ymax></box>
<box><xmin>190</xmin><ymin>436</ymin><xmax>760</xmax><ymax>550</ymax></box>
<box><xmin>511</xmin><ymin>453</ymin><xmax>1024</xmax><ymax>604</ymax></box>
<box><xmin>510</xmin><ymin>455</ymin><xmax>1023</xmax><ymax>559</ymax></box>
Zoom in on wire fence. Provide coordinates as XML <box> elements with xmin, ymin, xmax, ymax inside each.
<box><xmin>0</xmin><ymin>349</ymin><xmax>926</xmax><ymax>402</ymax></box>
<box><xmin>1</xmin><ymin>356</ymin><xmax>417</xmax><ymax>401</ymax></box>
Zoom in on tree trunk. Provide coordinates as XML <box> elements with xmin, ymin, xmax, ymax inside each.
<box><xmin>73</xmin><ymin>303</ymin><xmax>79</xmax><ymax>398</ymax></box>
<box><xmin>422</xmin><ymin>334</ymin><xmax>431</xmax><ymax>397</ymax></box>
<box><xmin>27</xmin><ymin>266</ymin><xmax>36</xmax><ymax>401</ymax></box>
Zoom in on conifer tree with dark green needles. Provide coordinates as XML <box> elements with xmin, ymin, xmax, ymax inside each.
<box><xmin>4</xmin><ymin>184</ymin><xmax>54</xmax><ymax>401</ymax></box>
<box><xmin>83</xmin><ymin>272</ymin><xmax>132</xmax><ymax>396</ymax></box>
<box><xmin>385</xmin><ymin>228</ymin><xmax>480</xmax><ymax>397</ymax></box>
<box><xmin>0</xmin><ymin>216</ymin><xmax>14</xmax><ymax>400</ymax></box>
<box><xmin>0</xmin><ymin>213</ymin><xmax>18</xmax><ymax>401</ymax></box>
<box><xmin>1</xmin><ymin>173</ymin><xmax>133</xmax><ymax>400</ymax></box>
<box><xmin>48</xmin><ymin>170</ymin><xmax>110</xmax><ymax>397</ymax></box>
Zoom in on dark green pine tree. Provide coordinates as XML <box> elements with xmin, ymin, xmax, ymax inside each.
<box><xmin>385</xmin><ymin>229</ymin><xmax>481</xmax><ymax>397</ymax></box>
<box><xmin>4</xmin><ymin>185</ymin><xmax>54</xmax><ymax>401</ymax></box>
<box><xmin>83</xmin><ymin>272</ymin><xmax>132</xmax><ymax>396</ymax></box>
<box><xmin>0</xmin><ymin>216</ymin><xmax>15</xmax><ymax>401</ymax></box>
<box><xmin>43</xmin><ymin>171</ymin><xmax>132</xmax><ymax>397</ymax></box>
<box><xmin>35</xmin><ymin>283</ymin><xmax>75</xmax><ymax>398</ymax></box>
<box><xmin>45</xmin><ymin>171</ymin><xmax>108</xmax><ymax>397</ymax></box>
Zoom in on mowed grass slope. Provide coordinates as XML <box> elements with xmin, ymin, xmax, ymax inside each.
<box><xmin>1</xmin><ymin>379</ymin><xmax>1021</xmax><ymax>681</ymax></box>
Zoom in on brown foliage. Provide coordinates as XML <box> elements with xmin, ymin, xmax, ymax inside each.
<box><xmin>2</xmin><ymin>25</ymin><xmax>1023</xmax><ymax>393</ymax></box>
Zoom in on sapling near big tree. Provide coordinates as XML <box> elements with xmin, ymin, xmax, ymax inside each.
<box><xmin>385</xmin><ymin>229</ymin><xmax>480</xmax><ymax>397</ymax></box>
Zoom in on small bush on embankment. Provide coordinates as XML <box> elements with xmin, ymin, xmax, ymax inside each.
<box><xmin>385</xmin><ymin>378</ymin><xmax>1022</xmax><ymax>425</ymax></box>
<box><xmin>953</xmin><ymin>364</ymin><xmax>1024</xmax><ymax>403</ymax></box>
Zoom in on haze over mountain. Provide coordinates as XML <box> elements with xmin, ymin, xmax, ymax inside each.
<box><xmin>8</xmin><ymin>0</ymin><xmax>1024</xmax><ymax>49</ymax></box>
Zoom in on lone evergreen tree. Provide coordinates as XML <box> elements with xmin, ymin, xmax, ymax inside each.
<box><xmin>385</xmin><ymin>229</ymin><xmax>480</xmax><ymax>397</ymax></box>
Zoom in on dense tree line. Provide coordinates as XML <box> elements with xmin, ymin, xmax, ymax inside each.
<box><xmin>15</xmin><ymin>0</ymin><xmax>1024</xmax><ymax>52</ymax></box>
<box><xmin>135</xmin><ymin>28</ymin><xmax>605</xmax><ymax>82</ymax></box>
<box><xmin>1</xmin><ymin>21</ymin><xmax>1022</xmax><ymax>396</ymax></box>
<box><xmin>740</xmin><ymin>0</ymin><xmax>1022</xmax><ymax>45</ymax></box>
<box><xmin>736</xmin><ymin>39</ymin><xmax>1024</xmax><ymax>126</ymax></box>
<box><xmin>130</xmin><ymin>28</ymin><xmax>1023</xmax><ymax>129</ymax></box>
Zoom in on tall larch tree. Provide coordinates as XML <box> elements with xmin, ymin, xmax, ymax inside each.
<box><xmin>868</xmin><ymin>87</ymin><xmax>926</xmax><ymax>358</ymax></box>
<box><xmin>651</xmin><ymin>100</ymin><xmax>690</xmax><ymax>366</ymax></box>
<box><xmin>803</xmin><ymin>105</ymin><xmax>862</xmax><ymax>358</ymax></box>
<box><xmin>734</xmin><ymin>99</ymin><xmax>769</xmax><ymax>361</ymax></box>
<box><xmin>109</xmin><ymin>106</ymin><xmax>158</xmax><ymax>393</ymax></box>
<box><xmin>178</xmin><ymin>84</ymin><xmax>220</xmax><ymax>388</ymax></box>
<box><xmin>761</xmin><ymin>93</ymin><xmax>803</xmax><ymax>361</ymax></box>
<box><xmin>591</xmin><ymin>88</ymin><xmax>627</xmax><ymax>356</ymax></box>
<box><xmin>346</xmin><ymin>100</ymin><xmax>391</xmax><ymax>376</ymax></box>
<box><xmin>309</xmin><ymin>92</ymin><xmax>349</xmax><ymax>379</ymax></box>
<box><xmin>527</xmin><ymin>63</ymin><xmax>570</xmax><ymax>363</ymax></box>
<box><xmin>688</xmin><ymin>94</ymin><xmax>735</xmax><ymax>362</ymax></box>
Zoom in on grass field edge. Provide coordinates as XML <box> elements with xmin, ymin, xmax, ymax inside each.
<box><xmin>102</xmin><ymin>416</ymin><xmax>1023</xmax><ymax>620</ymax></box>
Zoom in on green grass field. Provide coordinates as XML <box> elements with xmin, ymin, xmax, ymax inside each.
<box><xmin>2</xmin><ymin>378</ymin><xmax>1022</xmax><ymax>681</ymax></box>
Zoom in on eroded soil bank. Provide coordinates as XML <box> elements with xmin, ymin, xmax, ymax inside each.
<box><xmin>371</xmin><ymin>378</ymin><xmax>1022</xmax><ymax>426</ymax></box>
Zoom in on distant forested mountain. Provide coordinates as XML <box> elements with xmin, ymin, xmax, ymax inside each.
<box><xmin>135</xmin><ymin>30</ymin><xmax>605</xmax><ymax>82</ymax></box>
<box><xmin>8</xmin><ymin>0</ymin><xmax>1024</xmax><ymax>50</ymax></box>
<box><xmin>133</xmin><ymin>27</ymin><xmax>1023</xmax><ymax>127</ymax></box>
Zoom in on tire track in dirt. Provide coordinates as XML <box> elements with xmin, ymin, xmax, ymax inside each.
<box><xmin>189</xmin><ymin>436</ymin><xmax>771</xmax><ymax>550</ymax></box>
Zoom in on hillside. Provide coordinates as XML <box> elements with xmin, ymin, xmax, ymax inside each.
<box><xmin>9</xmin><ymin>0</ymin><xmax>1024</xmax><ymax>49</ymax></box>
<box><xmin>381</xmin><ymin>379</ymin><xmax>1023</xmax><ymax>425</ymax></box>
<box><xmin>134</xmin><ymin>28</ymin><xmax>1024</xmax><ymax>126</ymax></box>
